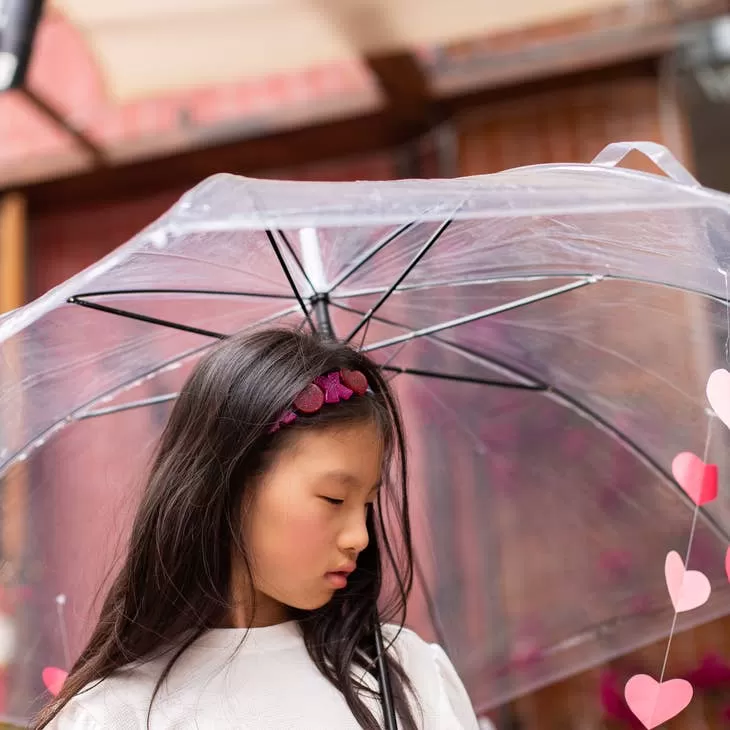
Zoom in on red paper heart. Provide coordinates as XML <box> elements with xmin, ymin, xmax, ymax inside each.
<box><xmin>293</xmin><ymin>382</ymin><xmax>325</xmax><ymax>414</ymax></box>
<box><xmin>42</xmin><ymin>666</ymin><xmax>68</xmax><ymax>696</ymax></box>
<box><xmin>340</xmin><ymin>369</ymin><xmax>368</xmax><ymax>396</ymax></box>
<box><xmin>671</xmin><ymin>452</ymin><xmax>718</xmax><ymax>506</ymax></box>
<box><xmin>624</xmin><ymin>674</ymin><xmax>693</xmax><ymax>729</ymax></box>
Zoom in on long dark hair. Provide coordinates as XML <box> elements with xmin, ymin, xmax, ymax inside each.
<box><xmin>33</xmin><ymin>327</ymin><xmax>417</xmax><ymax>730</ymax></box>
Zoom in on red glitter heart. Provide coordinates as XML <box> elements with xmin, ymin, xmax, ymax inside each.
<box><xmin>293</xmin><ymin>383</ymin><xmax>325</xmax><ymax>414</ymax></box>
<box><xmin>340</xmin><ymin>369</ymin><xmax>368</xmax><ymax>396</ymax></box>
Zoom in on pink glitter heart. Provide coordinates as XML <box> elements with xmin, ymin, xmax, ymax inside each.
<box><xmin>315</xmin><ymin>372</ymin><xmax>353</xmax><ymax>404</ymax></box>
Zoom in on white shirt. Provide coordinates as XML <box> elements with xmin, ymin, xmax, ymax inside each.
<box><xmin>46</xmin><ymin>622</ymin><xmax>488</xmax><ymax>729</ymax></box>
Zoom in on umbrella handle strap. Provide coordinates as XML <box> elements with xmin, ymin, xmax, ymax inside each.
<box><xmin>590</xmin><ymin>141</ymin><xmax>700</xmax><ymax>187</ymax></box>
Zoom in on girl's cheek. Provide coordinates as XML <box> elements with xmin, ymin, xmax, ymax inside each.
<box><xmin>284</xmin><ymin>508</ymin><xmax>334</xmax><ymax>550</ymax></box>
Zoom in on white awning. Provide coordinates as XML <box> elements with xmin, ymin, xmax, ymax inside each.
<box><xmin>53</xmin><ymin>0</ymin><xmax>628</xmax><ymax>102</ymax></box>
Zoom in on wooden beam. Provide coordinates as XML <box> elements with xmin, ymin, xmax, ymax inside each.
<box><xmin>0</xmin><ymin>192</ymin><xmax>28</xmax><ymax>579</ymax></box>
<box><xmin>367</xmin><ymin>51</ymin><xmax>434</xmax><ymax>135</ymax></box>
<box><xmin>21</xmin><ymin>88</ymin><xmax>106</xmax><ymax>166</ymax></box>
<box><xmin>0</xmin><ymin>194</ymin><xmax>26</xmax><ymax>313</ymax></box>
<box><xmin>313</xmin><ymin>1</ymin><xmax>433</xmax><ymax>132</ymax></box>
<box><xmin>25</xmin><ymin>110</ymin><xmax>406</xmax><ymax>211</ymax></box>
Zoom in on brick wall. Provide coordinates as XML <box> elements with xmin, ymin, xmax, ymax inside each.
<box><xmin>457</xmin><ymin>72</ymin><xmax>689</xmax><ymax>172</ymax></box>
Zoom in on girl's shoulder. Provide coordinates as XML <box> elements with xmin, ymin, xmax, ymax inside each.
<box><xmin>44</xmin><ymin>660</ymin><xmax>165</xmax><ymax>729</ymax></box>
<box><xmin>382</xmin><ymin>625</ymin><xmax>485</xmax><ymax>730</ymax></box>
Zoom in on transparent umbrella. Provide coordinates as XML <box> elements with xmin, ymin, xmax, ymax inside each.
<box><xmin>1</xmin><ymin>140</ymin><xmax>730</xmax><ymax>724</ymax></box>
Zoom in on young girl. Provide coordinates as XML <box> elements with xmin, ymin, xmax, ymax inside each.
<box><xmin>34</xmin><ymin>327</ymin><xmax>482</xmax><ymax>729</ymax></box>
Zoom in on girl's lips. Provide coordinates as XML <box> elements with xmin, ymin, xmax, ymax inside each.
<box><xmin>325</xmin><ymin>572</ymin><xmax>348</xmax><ymax>589</ymax></box>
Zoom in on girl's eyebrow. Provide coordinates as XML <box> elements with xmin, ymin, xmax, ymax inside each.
<box><xmin>318</xmin><ymin>470</ymin><xmax>381</xmax><ymax>493</ymax></box>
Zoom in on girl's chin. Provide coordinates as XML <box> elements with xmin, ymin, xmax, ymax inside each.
<box><xmin>285</xmin><ymin>590</ymin><xmax>338</xmax><ymax>612</ymax></box>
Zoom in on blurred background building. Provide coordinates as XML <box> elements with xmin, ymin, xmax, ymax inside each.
<box><xmin>3</xmin><ymin>0</ymin><xmax>729</xmax><ymax>293</ymax></box>
<box><xmin>4</xmin><ymin>1</ymin><xmax>730</xmax><ymax>728</ymax></box>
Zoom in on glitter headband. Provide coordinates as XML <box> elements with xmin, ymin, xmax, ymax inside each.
<box><xmin>270</xmin><ymin>369</ymin><xmax>370</xmax><ymax>433</ymax></box>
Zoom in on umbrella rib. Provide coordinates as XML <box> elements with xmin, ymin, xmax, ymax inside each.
<box><xmin>345</xmin><ymin>218</ymin><xmax>454</xmax><ymax>343</ymax></box>
<box><xmin>331</xmin><ymin>301</ymin><xmax>730</xmax><ymax>544</ymax></box>
<box><xmin>74</xmin><ymin>288</ymin><xmax>295</xmax><ymax>300</ymax></box>
<box><xmin>276</xmin><ymin>229</ymin><xmax>315</xmax><ymax>294</ymax></box>
<box><xmin>0</xmin><ymin>305</ymin><xmax>303</xmax><ymax>472</ymax></box>
<box><xmin>78</xmin><ymin>393</ymin><xmax>180</xmax><ymax>420</ymax></box>
<box><xmin>441</xmin><ymin>348</ymin><xmax>730</xmax><ymax>545</ymax></box>
<box><xmin>333</xmin><ymin>272</ymin><xmax>730</xmax><ymax>308</ymax></box>
<box><xmin>327</xmin><ymin>221</ymin><xmax>417</xmax><ymax>293</ymax></box>
<box><xmin>67</xmin><ymin>296</ymin><xmax>227</xmax><ymax>339</ymax></box>
<box><xmin>360</xmin><ymin>277</ymin><xmax>599</xmax><ymax>353</ymax></box>
<box><xmin>378</xmin><ymin>365</ymin><xmax>545</xmax><ymax>390</ymax></box>
<box><xmin>1</xmin><ymin>341</ymin><xmax>219</xmax><ymax>470</ymax></box>
<box><xmin>330</xmin><ymin>300</ymin><xmax>537</xmax><ymax>388</ymax></box>
<box><xmin>265</xmin><ymin>229</ymin><xmax>316</xmax><ymax>332</ymax></box>
<box><xmin>331</xmin><ymin>273</ymin><xmax>592</xmax><ymax>300</ymax></box>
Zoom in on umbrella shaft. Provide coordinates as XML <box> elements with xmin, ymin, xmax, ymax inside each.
<box><xmin>312</xmin><ymin>294</ymin><xmax>335</xmax><ymax>340</ymax></box>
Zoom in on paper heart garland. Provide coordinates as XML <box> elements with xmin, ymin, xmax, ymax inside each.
<box><xmin>671</xmin><ymin>452</ymin><xmax>718</xmax><ymax>506</ymax></box>
<box><xmin>665</xmin><ymin>551</ymin><xmax>711</xmax><ymax>613</ymax></box>
<box><xmin>42</xmin><ymin>666</ymin><xmax>68</xmax><ymax>696</ymax></box>
<box><xmin>622</xmin><ymin>368</ymin><xmax>727</xmax><ymax>729</ymax></box>
<box><xmin>707</xmin><ymin>368</ymin><xmax>730</xmax><ymax>430</ymax></box>
<box><xmin>624</xmin><ymin>674</ymin><xmax>693</xmax><ymax>729</ymax></box>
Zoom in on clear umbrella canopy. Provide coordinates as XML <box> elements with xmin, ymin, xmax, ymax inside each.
<box><xmin>1</xmin><ymin>141</ymin><xmax>730</xmax><ymax>722</ymax></box>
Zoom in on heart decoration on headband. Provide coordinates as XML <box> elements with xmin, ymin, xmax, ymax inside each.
<box><xmin>270</xmin><ymin>369</ymin><xmax>371</xmax><ymax>433</ymax></box>
<box><xmin>340</xmin><ymin>369</ymin><xmax>369</xmax><ymax>396</ymax></box>
<box><xmin>293</xmin><ymin>383</ymin><xmax>326</xmax><ymax>414</ymax></box>
<box><xmin>315</xmin><ymin>371</ymin><xmax>355</xmax><ymax>403</ymax></box>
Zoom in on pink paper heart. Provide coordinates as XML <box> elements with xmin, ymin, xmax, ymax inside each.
<box><xmin>42</xmin><ymin>667</ymin><xmax>67</xmax><ymax>696</ymax></box>
<box><xmin>672</xmin><ymin>452</ymin><xmax>718</xmax><ymax>506</ymax></box>
<box><xmin>725</xmin><ymin>546</ymin><xmax>730</xmax><ymax>583</ymax></box>
<box><xmin>624</xmin><ymin>674</ymin><xmax>693</xmax><ymax>729</ymax></box>
<box><xmin>665</xmin><ymin>550</ymin><xmax>711</xmax><ymax>613</ymax></box>
<box><xmin>707</xmin><ymin>369</ymin><xmax>730</xmax><ymax>429</ymax></box>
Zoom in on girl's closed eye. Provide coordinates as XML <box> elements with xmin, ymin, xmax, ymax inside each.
<box><xmin>321</xmin><ymin>496</ymin><xmax>344</xmax><ymax>505</ymax></box>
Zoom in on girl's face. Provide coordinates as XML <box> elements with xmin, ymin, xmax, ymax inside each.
<box><xmin>234</xmin><ymin>419</ymin><xmax>384</xmax><ymax>627</ymax></box>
